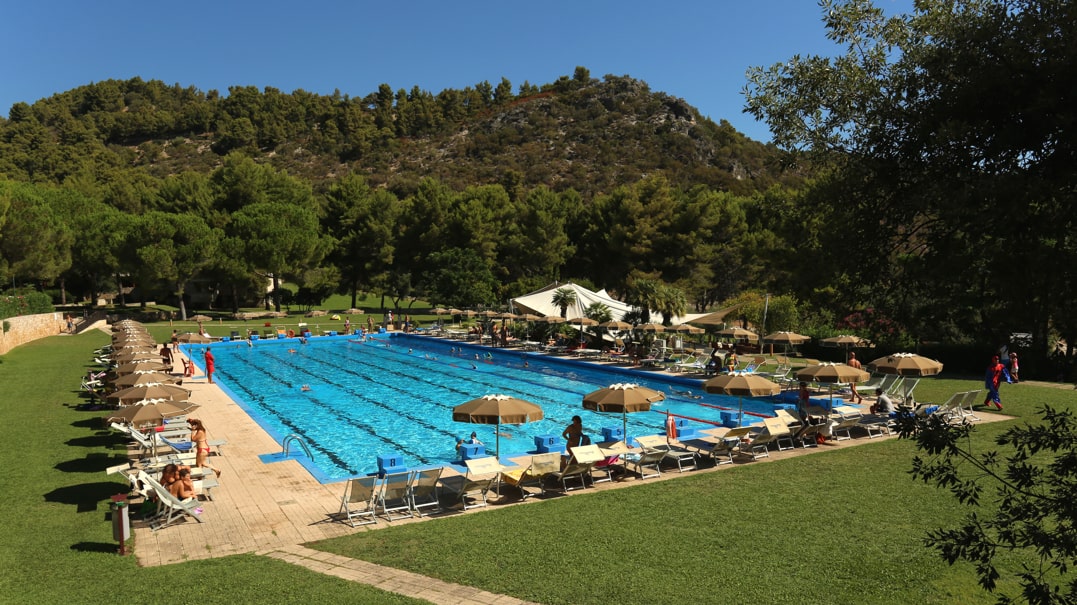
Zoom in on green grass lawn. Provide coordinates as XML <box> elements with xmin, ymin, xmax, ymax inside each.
<box><xmin>2</xmin><ymin>332</ymin><xmax>1073</xmax><ymax>604</ymax></box>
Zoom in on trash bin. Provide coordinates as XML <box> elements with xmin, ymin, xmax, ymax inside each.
<box><xmin>110</xmin><ymin>495</ymin><xmax>130</xmax><ymax>555</ymax></box>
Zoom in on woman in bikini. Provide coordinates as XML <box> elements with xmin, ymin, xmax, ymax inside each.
<box><xmin>188</xmin><ymin>418</ymin><xmax>221</xmax><ymax>478</ymax></box>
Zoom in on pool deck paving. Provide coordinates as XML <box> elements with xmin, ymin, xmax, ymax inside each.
<box><xmin>124</xmin><ymin>344</ymin><xmax>1009</xmax><ymax>604</ymax></box>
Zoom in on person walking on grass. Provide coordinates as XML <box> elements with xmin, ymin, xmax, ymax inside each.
<box><xmin>983</xmin><ymin>354</ymin><xmax>1012</xmax><ymax>410</ymax></box>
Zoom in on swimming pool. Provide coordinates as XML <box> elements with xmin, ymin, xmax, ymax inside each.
<box><xmin>192</xmin><ymin>334</ymin><xmax>792</xmax><ymax>481</ymax></box>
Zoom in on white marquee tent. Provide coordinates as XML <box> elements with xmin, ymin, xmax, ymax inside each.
<box><xmin>510</xmin><ymin>282</ymin><xmax>704</xmax><ymax>325</ymax></box>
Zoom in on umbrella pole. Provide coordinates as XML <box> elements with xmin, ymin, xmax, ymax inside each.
<box><xmin>622</xmin><ymin>410</ymin><xmax>628</xmax><ymax>447</ymax></box>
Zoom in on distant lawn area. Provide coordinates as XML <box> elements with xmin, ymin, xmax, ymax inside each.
<box><xmin>4</xmin><ymin>331</ymin><xmax>1074</xmax><ymax>604</ymax></box>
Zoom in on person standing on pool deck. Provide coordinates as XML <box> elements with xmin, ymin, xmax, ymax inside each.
<box><xmin>846</xmin><ymin>352</ymin><xmax>864</xmax><ymax>404</ymax></box>
<box><xmin>563</xmin><ymin>415</ymin><xmax>584</xmax><ymax>449</ymax></box>
<box><xmin>204</xmin><ymin>348</ymin><xmax>215</xmax><ymax>384</ymax></box>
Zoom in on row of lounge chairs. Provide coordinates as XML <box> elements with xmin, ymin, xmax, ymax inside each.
<box><xmin>107</xmin><ymin>422</ymin><xmax>227</xmax><ymax>528</ymax></box>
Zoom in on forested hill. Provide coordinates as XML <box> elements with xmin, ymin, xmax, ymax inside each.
<box><xmin>0</xmin><ymin>68</ymin><xmax>790</xmax><ymax>197</ymax></box>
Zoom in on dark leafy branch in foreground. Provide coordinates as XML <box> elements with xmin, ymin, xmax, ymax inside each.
<box><xmin>899</xmin><ymin>406</ymin><xmax>1077</xmax><ymax>605</ymax></box>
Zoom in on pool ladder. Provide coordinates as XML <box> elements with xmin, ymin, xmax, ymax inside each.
<box><xmin>282</xmin><ymin>434</ymin><xmax>313</xmax><ymax>459</ymax></box>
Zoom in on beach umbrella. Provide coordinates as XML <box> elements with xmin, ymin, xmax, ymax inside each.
<box><xmin>107</xmin><ymin>383</ymin><xmax>191</xmax><ymax>406</ymax></box>
<box><xmin>112</xmin><ymin>335</ymin><xmax>154</xmax><ymax>345</ymax></box>
<box><xmin>539</xmin><ymin>315</ymin><xmax>566</xmax><ymax>324</ymax></box>
<box><xmin>113</xmin><ymin>361</ymin><xmax>170</xmax><ymax>375</ymax></box>
<box><xmin>477</xmin><ymin>310</ymin><xmax>500</xmax><ymax>318</ymax></box>
<box><xmin>189</xmin><ymin>314</ymin><xmax>213</xmax><ymax>322</ymax></box>
<box><xmin>177</xmin><ymin>332</ymin><xmax>212</xmax><ymax>344</ymax></box>
<box><xmin>517</xmin><ymin>313</ymin><xmax>542</xmax><ymax>322</ymax></box>
<box><xmin>453</xmin><ymin>395</ymin><xmax>544</xmax><ymax>459</ymax></box>
<box><xmin>111</xmin><ymin>348</ymin><xmax>161</xmax><ymax>357</ymax></box>
<box><xmin>345</xmin><ymin>308</ymin><xmax>364</xmax><ymax>315</ymax></box>
<box><xmin>763</xmin><ymin>331</ymin><xmax>810</xmax><ymax>345</ymax></box>
<box><xmin>795</xmin><ymin>362</ymin><xmax>870</xmax><ymax>411</ymax></box>
<box><xmin>669</xmin><ymin>324</ymin><xmax>704</xmax><ymax>334</ymax></box>
<box><xmin>821</xmin><ymin>335</ymin><xmax>870</xmax><ymax>363</ymax></box>
<box><xmin>867</xmin><ymin>353</ymin><xmax>944</xmax><ymax>377</ymax></box>
<box><xmin>635</xmin><ymin>323</ymin><xmax>665</xmax><ymax>333</ymax></box>
<box><xmin>569</xmin><ymin>316</ymin><xmax>598</xmax><ymax>346</ymax></box>
<box><xmin>763</xmin><ymin>331</ymin><xmax>810</xmax><ymax>355</ymax></box>
<box><xmin>716</xmin><ymin>326</ymin><xmax>759</xmax><ymax>342</ymax></box>
<box><xmin>867</xmin><ymin>352</ymin><xmax>944</xmax><ymax>402</ymax></box>
<box><xmin>495</xmin><ymin>312</ymin><xmax>518</xmax><ymax>320</ymax></box>
<box><xmin>105</xmin><ymin>400</ymin><xmax>199</xmax><ymax>427</ymax></box>
<box><xmin>582</xmin><ymin>383</ymin><xmax>665</xmax><ymax>444</ymax></box>
<box><xmin>704</xmin><ymin>372</ymin><xmax>780</xmax><ymax>426</ymax></box>
<box><xmin>599</xmin><ymin>320</ymin><xmax>632</xmax><ymax>331</ymax></box>
<box><xmin>110</xmin><ymin>372</ymin><xmax>179</xmax><ymax>389</ymax></box>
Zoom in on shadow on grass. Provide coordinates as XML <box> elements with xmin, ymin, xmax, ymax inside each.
<box><xmin>55</xmin><ymin>453</ymin><xmax>130</xmax><ymax>473</ymax></box>
<box><xmin>44</xmin><ymin>481</ymin><xmax>129</xmax><ymax>513</ymax></box>
<box><xmin>70</xmin><ymin>541</ymin><xmax>122</xmax><ymax>554</ymax></box>
<box><xmin>66</xmin><ymin>433</ymin><xmax>128</xmax><ymax>449</ymax></box>
<box><xmin>71</xmin><ymin>417</ymin><xmax>106</xmax><ymax>429</ymax></box>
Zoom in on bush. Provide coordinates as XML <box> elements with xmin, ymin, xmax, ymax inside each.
<box><xmin>0</xmin><ymin>291</ymin><xmax>55</xmax><ymax>319</ymax></box>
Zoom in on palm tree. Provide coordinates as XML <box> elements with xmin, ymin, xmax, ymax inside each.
<box><xmin>654</xmin><ymin>283</ymin><xmax>688</xmax><ymax>326</ymax></box>
<box><xmin>583</xmin><ymin>301</ymin><xmax>613</xmax><ymax>324</ymax></box>
<box><xmin>551</xmin><ymin>287</ymin><xmax>577</xmax><ymax>318</ymax></box>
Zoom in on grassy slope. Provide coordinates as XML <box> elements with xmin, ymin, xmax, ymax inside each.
<box><xmin>310</xmin><ymin>377</ymin><xmax>1072</xmax><ymax>605</ymax></box>
<box><xmin>0</xmin><ymin>332</ymin><xmax>425</xmax><ymax>605</ymax></box>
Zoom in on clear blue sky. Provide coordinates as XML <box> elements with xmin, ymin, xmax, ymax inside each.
<box><xmin>1</xmin><ymin>0</ymin><xmax>913</xmax><ymax>143</ymax></box>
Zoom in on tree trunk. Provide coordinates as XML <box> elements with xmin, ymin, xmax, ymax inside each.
<box><xmin>177</xmin><ymin>281</ymin><xmax>188</xmax><ymax>321</ymax></box>
<box><xmin>272</xmin><ymin>274</ymin><xmax>282</xmax><ymax>312</ymax></box>
<box><xmin>117</xmin><ymin>273</ymin><xmax>126</xmax><ymax>306</ymax></box>
<box><xmin>59</xmin><ymin>278</ymin><xmax>67</xmax><ymax>305</ymax></box>
<box><xmin>230</xmin><ymin>283</ymin><xmax>240</xmax><ymax>314</ymax></box>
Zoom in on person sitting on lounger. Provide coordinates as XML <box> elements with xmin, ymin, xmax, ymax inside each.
<box><xmin>872</xmin><ymin>388</ymin><xmax>897</xmax><ymax>415</ymax></box>
<box><xmin>169</xmin><ymin>467</ymin><xmax>197</xmax><ymax>500</ymax></box>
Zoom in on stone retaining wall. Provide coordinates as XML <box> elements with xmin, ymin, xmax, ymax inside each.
<box><xmin>0</xmin><ymin>312</ymin><xmax>67</xmax><ymax>355</ymax></box>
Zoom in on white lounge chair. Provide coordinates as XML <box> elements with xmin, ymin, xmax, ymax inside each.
<box><xmin>408</xmin><ymin>468</ymin><xmax>444</xmax><ymax>517</ymax></box>
<box><xmin>438</xmin><ymin>457</ymin><xmax>501</xmax><ymax>509</ymax></box>
<box><xmin>548</xmin><ymin>444</ymin><xmax>605</xmax><ymax>492</ymax></box>
<box><xmin>376</xmin><ymin>470</ymin><xmax>413</xmax><ymax>521</ymax></box>
<box><xmin>338</xmin><ymin>476</ymin><xmax>379</xmax><ymax>526</ymax></box>
<box><xmin>500</xmin><ymin>453</ymin><xmax>560</xmax><ymax>500</ymax></box>
<box><xmin>138</xmin><ymin>470</ymin><xmax>203</xmax><ymax>530</ymax></box>
<box><xmin>634</xmin><ymin>434</ymin><xmax>698</xmax><ymax>472</ymax></box>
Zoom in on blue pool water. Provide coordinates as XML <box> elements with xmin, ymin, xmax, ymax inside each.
<box><xmin>190</xmin><ymin>334</ymin><xmax>791</xmax><ymax>482</ymax></box>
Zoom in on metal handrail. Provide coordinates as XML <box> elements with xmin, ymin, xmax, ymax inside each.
<box><xmin>282</xmin><ymin>433</ymin><xmax>313</xmax><ymax>459</ymax></box>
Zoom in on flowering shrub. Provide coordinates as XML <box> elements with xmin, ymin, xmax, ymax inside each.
<box><xmin>0</xmin><ymin>291</ymin><xmax>55</xmax><ymax>320</ymax></box>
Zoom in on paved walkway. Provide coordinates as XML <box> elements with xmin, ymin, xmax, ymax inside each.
<box><xmin>259</xmin><ymin>544</ymin><xmax>539</xmax><ymax>605</ymax></box>
<box><xmin>121</xmin><ymin>340</ymin><xmax>1011</xmax><ymax>603</ymax></box>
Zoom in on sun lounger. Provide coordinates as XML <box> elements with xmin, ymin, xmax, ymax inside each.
<box><xmin>438</xmin><ymin>456</ymin><xmax>501</xmax><ymax>509</ymax></box>
<box><xmin>548</xmin><ymin>444</ymin><xmax>605</xmax><ymax>492</ymax></box>
<box><xmin>377</xmin><ymin>470</ymin><xmax>414</xmax><ymax>521</ymax></box>
<box><xmin>680</xmin><ymin>426</ymin><xmax>750</xmax><ymax>465</ymax></box>
<box><xmin>137</xmin><ymin>470</ymin><xmax>203</xmax><ymax>530</ymax></box>
<box><xmin>624</xmin><ymin>447</ymin><xmax>667</xmax><ymax>479</ymax></box>
<box><xmin>338</xmin><ymin>475</ymin><xmax>379</xmax><ymax>526</ymax></box>
<box><xmin>157</xmin><ymin>434</ymin><xmax>227</xmax><ymax>457</ymax></box>
<box><xmin>634</xmin><ymin>434</ymin><xmax>698</xmax><ymax>472</ymax></box>
<box><xmin>500</xmin><ymin>453</ymin><xmax>561</xmax><ymax>499</ymax></box>
<box><xmin>408</xmin><ymin>468</ymin><xmax>443</xmax><ymax>517</ymax></box>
